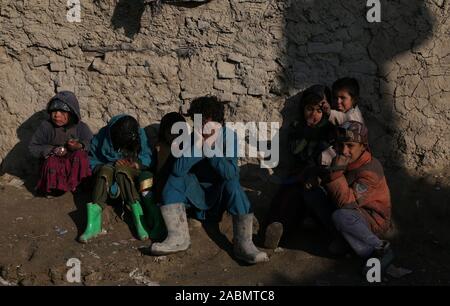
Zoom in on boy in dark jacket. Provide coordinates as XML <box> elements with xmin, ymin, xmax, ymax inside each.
<box><xmin>263</xmin><ymin>85</ymin><xmax>334</xmax><ymax>249</ymax></box>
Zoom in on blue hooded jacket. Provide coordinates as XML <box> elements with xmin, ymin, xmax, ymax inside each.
<box><xmin>89</xmin><ymin>114</ymin><xmax>153</xmax><ymax>170</ymax></box>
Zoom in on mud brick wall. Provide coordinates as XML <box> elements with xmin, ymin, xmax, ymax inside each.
<box><xmin>0</xmin><ymin>0</ymin><xmax>449</xmax><ymax>177</ymax></box>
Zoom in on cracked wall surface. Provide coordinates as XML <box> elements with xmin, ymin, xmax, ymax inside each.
<box><xmin>0</xmin><ymin>0</ymin><xmax>449</xmax><ymax>177</ymax></box>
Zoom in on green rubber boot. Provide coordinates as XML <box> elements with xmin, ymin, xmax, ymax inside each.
<box><xmin>79</xmin><ymin>203</ymin><xmax>103</xmax><ymax>243</ymax></box>
<box><xmin>130</xmin><ymin>201</ymin><xmax>150</xmax><ymax>241</ymax></box>
<box><xmin>141</xmin><ymin>195</ymin><xmax>167</xmax><ymax>241</ymax></box>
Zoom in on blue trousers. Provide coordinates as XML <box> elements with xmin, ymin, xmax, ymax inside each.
<box><xmin>303</xmin><ymin>187</ymin><xmax>382</xmax><ymax>258</ymax></box>
<box><xmin>162</xmin><ymin>176</ymin><xmax>251</xmax><ymax>221</ymax></box>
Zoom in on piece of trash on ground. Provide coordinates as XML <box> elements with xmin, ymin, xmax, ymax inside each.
<box><xmin>129</xmin><ymin>268</ymin><xmax>160</xmax><ymax>286</ymax></box>
<box><xmin>54</xmin><ymin>226</ymin><xmax>68</xmax><ymax>235</ymax></box>
<box><xmin>88</xmin><ymin>251</ymin><xmax>100</xmax><ymax>259</ymax></box>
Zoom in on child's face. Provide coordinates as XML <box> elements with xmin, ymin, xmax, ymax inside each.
<box><xmin>334</xmin><ymin>89</ymin><xmax>354</xmax><ymax>112</ymax></box>
<box><xmin>51</xmin><ymin>111</ymin><xmax>69</xmax><ymax>127</ymax></box>
<box><xmin>336</xmin><ymin>141</ymin><xmax>365</xmax><ymax>164</ymax></box>
<box><xmin>304</xmin><ymin>104</ymin><xmax>323</xmax><ymax>127</ymax></box>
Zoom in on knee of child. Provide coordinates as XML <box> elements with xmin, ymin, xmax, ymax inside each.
<box><xmin>96</xmin><ymin>165</ymin><xmax>114</xmax><ymax>181</ymax></box>
<box><xmin>332</xmin><ymin>209</ymin><xmax>348</xmax><ymax>229</ymax></box>
<box><xmin>223</xmin><ymin>178</ymin><xmax>240</xmax><ymax>192</ymax></box>
<box><xmin>332</xmin><ymin>209</ymin><xmax>359</xmax><ymax>229</ymax></box>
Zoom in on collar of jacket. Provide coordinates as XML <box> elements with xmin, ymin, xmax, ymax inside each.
<box><xmin>347</xmin><ymin>150</ymin><xmax>371</xmax><ymax>172</ymax></box>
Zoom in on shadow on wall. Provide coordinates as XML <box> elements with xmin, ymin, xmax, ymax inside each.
<box><xmin>262</xmin><ymin>0</ymin><xmax>450</xmax><ymax>284</ymax></box>
<box><xmin>109</xmin><ymin>0</ymin><xmax>211</xmax><ymax>39</ymax></box>
<box><xmin>283</xmin><ymin>0</ymin><xmax>434</xmax><ymax>169</ymax></box>
<box><xmin>0</xmin><ymin>111</ymin><xmax>49</xmax><ymax>193</ymax></box>
<box><xmin>110</xmin><ymin>0</ymin><xmax>147</xmax><ymax>39</ymax></box>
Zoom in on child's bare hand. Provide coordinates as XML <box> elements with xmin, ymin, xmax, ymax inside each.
<box><xmin>67</xmin><ymin>139</ymin><xmax>82</xmax><ymax>151</ymax></box>
<box><xmin>304</xmin><ymin>176</ymin><xmax>322</xmax><ymax>190</ymax></box>
<box><xmin>115</xmin><ymin>159</ymin><xmax>131</xmax><ymax>167</ymax></box>
<box><xmin>53</xmin><ymin>146</ymin><xmax>67</xmax><ymax>157</ymax></box>
<box><xmin>332</xmin><ymin>154</ymin><xmax>350</xmax><ymax>168</ymax></box>
<box><xmin>320</xmin><ymin>100</ymin><xmax>331</xmax><ymax>115</ymax></box>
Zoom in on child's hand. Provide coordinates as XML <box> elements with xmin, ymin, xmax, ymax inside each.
<box><xmin>115</xmin><ymin>159</ymin><xmax>131</xmax><ymax>167</ymax></box>
<box><xmin>115</xmin><ymin>159</ymin><xmax>139</xmax><ymax>169</ymax></box>
<box><xmin>53</xmin><ymin>146</ymin><xmax>67</xmax><ymax>157</ymax></box>
<box><xmin>331</xmin><ymin>154</ymin><xmax>350</xmax><ymax>168</ymax></box>
<box><xmin>320</xmin><ymin>100</ymin><xmax>331</xmax><ymax>115</ymax></box>
<box><xmin>67</xmin><ymin>139</ymin><xmax>82</xmax><ymax>151</ymax></box>
<box><xmin>304</xmin><ymin>176</ymin><xmax>322</xmax><ymax>190</ymax></box>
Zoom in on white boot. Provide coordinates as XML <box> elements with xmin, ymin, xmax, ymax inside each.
<box><xmin>233</xmin><ymin>213</ymin><xmax>269</xmax><ymax>264</ymax></box>
<box><xmin>151</xmin><ymin>203</ymin><xmax>191</xmax><ymax>255</ymax></box>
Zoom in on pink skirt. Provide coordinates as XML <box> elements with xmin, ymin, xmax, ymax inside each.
<box><xmin>36</xmin><ymin>150</ymin><xmax>91</xmax><ymax>193</ymax></box>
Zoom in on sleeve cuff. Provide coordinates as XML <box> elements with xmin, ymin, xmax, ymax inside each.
<box><xmin>329</xmin><ymin>170</ymin><xmax>345</xmax><ymax>181</ymax></box>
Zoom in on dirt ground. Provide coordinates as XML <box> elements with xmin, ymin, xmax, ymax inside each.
<box><xmin>0</xmin><ymin>166</ymin><xmax>449</xmax><ymax>286</ymax></box>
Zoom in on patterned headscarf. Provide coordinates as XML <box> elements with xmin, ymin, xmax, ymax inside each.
<box><xmin>336</xmin><ymin>120</ymin><xmax>369</xmax><ymax>145</ymax></box>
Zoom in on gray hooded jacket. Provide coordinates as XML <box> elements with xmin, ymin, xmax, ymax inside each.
<box><xmin>29</xmin><ymin>91</ymin><xmax>93</xmax><ymax>158</ymax></box>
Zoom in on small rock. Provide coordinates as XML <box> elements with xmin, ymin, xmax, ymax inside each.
<box><xmin>228</xmin><ymin>53</ymin><xmax>244</xmax><ymax>63</ymax></box>
<box><xmin>48</xmin><ymin>268</ymin><xmax>64</xmax><ymax>285</ymax></box>
<box><xmin>217</xmin><ymin>61</ymin><xmax>236</xmax><ymax>79</ymax></box>
<box><xmin>274</xmin><ymin>247</ymin><xmax>284</xmax><ymax>253</ymax></box>
<box><xmin>33</xmin><ymin>55</ymin><xmax>50</xmax><ymax>67</ymax></box>
<box><xmin>197</xmin><ymin>20</ymin><xmax>210</xmax><ymax>31</ymax></box>
<box><xmin>50</xmin><ymin>62</ymin><xmax>65</xmax><ymax>72</ymax></box>
<box><xmin>154</xmin><ymin>256</ymin><xmax>167</xmax><ymax>263</ymax></box>
<box><xmin>433</xmin><ymin>0</ymin><xmax>445</xmax><ymax>8</ymax></box>
<box><xmin>84</xmin><ymin>272</ymin><xmax>103</xmax><ymax>285</ymax></box>
<box><xmin>0</xmin><ymin>276</ymin><xmax>16</xmax><ymax>286</ymax></box>
<box><xmin>19</xmin><ymin>279</ymin><xmax>33</xmax><ymax>286</ymax></box>
<box><xmin>7</xmin><ymin>178</ymin><xmax>24</xmax><ymax>188</ymax></box>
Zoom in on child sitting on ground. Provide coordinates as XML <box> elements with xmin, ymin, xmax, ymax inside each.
<box><xmin>138</xmin><ymin>112</ymin><xmax>189</xmax><ymax>243</ymax></box>
<box><xmin>319</xmin><ymin>77</ymin><xmax>365</xmax><ymax>166</ymax></box>
<box><xmin>29</xmin><ymin>91</ymin><xmax>93</xmax><ymax>196</ymax></box>
<box><xmin>323</xmin><ymin>77</ymin><xmax>364</xmax><ymax>125</ymax></box>
<box><xmin>263</xmin><ymin>84</ymin><xmax>335</xmax><ymax>249</ymax></box>
<box><xmin>79</xmin><ymin>114</ymin><xmax>163</xmax><ymax>243</ymax></box>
